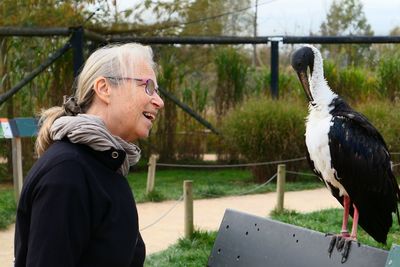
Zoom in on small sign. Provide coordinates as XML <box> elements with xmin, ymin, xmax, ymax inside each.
<box><xmin>0</xmin><ymin>118</ymin><xmax>13</xmax><ymax>138</ymax></box>
<box><xmin>12</xmin><ymin>118</ymin><xmax>38</xmax><ymax>137</ymax></box>
<box><xmin>0</xmin><ymin>118</ymin><xmax>38</xmax><ymax>138</ymax></box>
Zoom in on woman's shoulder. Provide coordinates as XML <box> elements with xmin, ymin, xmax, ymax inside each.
<box><xmin>41</xmin><ymin>140</ymin><xmax>90</xmax><ymax>165</ymax></box>
<box><xmin>25</xmin><ymin>140</ymin><xmax>90</xmax><ymax>182</ymax></box>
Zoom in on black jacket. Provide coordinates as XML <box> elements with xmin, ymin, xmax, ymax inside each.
<box><xmin>14</xmin><ymin>139</ymin><xmax>145</xmax><ymax>267</ymax></box>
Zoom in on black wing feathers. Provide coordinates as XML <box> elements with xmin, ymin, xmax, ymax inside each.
<box><xmin>328</xmin><ymin>97</ymin><xmax>400</xmax><ymax>243</ymax></box>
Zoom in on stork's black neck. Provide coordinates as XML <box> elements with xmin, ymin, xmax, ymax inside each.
<box><xmin>328</xmin><ymin>97</ymin><xmax>353</xmax><ymax>114</ymax></box>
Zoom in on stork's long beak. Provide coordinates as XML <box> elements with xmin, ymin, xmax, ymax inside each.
<box><xmin>296</xmin><ymin>70</ymin><xmax>313</xmax><ymax>102</ymax></box>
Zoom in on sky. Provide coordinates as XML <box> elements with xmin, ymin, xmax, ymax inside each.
<box><xmin>255</xmin><ymin>0</ymin><xmax>400</xmax><ymax>35</ymax></box>
<box><xmin>115</xmin><ymin>0</ymin><xmax>400</xmax><ymax>36</ymax></box>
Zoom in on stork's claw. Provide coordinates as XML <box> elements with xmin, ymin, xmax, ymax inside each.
<box><xmin>341</xmin><ymin>239</ymin><xmax>352</xmax><ymax>263</ymax></box>
<box><xmin>336</xmin><ymin>236</ymin><xmax>345</xmax><ymax>251</ymax></box>
<box><xmin>328</xmin><ymin>236</ymin><xmax>337</xmax><ymax>257</ymax></box>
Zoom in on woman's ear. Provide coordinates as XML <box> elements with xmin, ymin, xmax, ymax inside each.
<box><xmin>93</xmin><ymin>77</ymin><xmax>111</xmax><ymax>104</ymax></box>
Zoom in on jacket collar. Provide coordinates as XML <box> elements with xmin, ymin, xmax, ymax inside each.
<box><xmin>61</xmin><ymin>138</ymin><xmax>126</xmax><ymax>172</ymax></box>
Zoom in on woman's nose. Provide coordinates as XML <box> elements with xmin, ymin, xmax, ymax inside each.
<box><xmin>152</xmin><ymin>93</ymin><xmax>164</xmax><ymax>109</ymax></box>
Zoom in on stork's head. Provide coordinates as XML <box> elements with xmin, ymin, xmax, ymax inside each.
<box><xmin>291</xmin><ymin>45</ymin><xmax>316</xmax><ymax>103</ymax></box>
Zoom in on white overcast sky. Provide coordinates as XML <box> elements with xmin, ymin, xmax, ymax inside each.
<box><xmin>114</xmin><ymin>0</ymin><xmax>400</xmax><ymax>36</ymax></box>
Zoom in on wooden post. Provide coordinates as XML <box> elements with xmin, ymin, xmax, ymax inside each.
<box><xmin>184</xmin><ymin>180</ymin><xmax>194</xmax><ymax>238</ymax></box>
<box><xmin>146</xmin><ymin>154</ymin><xmax>157</xmax><ymax>194</ymax></box>
<box><xmin>276</xmin><ymin>164</ymin><xmax>286</xmax><ymax>213</ymax></box>
<box><xmin>12</xmin><ymin>137</ymin><xmax>23</xmax><ymax>204</ymax></box>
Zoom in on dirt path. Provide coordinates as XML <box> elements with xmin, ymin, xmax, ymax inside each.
<box><xmin>0</xmin><ymin>188</ymin><xmax>339</xmax><ymax>266</ymax></box>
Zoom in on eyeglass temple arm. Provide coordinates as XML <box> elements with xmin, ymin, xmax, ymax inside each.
<box><xmin>158</xmin><ymin>86</ymin><xmax>220</xmax><ymax>135</ymax></box>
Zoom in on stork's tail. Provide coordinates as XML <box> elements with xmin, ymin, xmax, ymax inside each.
<box><xmin>396</xmin><ymin>187</ymin><xmax>400</xmax><ymax>225</ymax></box>
<box><xmin>393</xmin><ymin>175</ymin><xmax>400</xmax><ymax>224</ymax></box>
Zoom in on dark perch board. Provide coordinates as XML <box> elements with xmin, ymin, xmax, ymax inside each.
<box><xmin>208</xmin><ymin>209</ymin><xmax>389</xmax><ymax>267</ymax></box>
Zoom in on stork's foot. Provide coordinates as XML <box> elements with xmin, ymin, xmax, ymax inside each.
<box><xmin>336</xmin><ymin>236</ymin><xmax>346</xmax><ymax>251</ymax></box>
<box><xmin>341</xmin><ymin>239</ymin><xmax>352</xmax><ymax>264</ymax></box>
<box><xmin>327</xmin><ymin>235</ymin><xmax>337</xmax><ymax>257</ymax></box>
<box><xmin>326</xmin><ymin>233</ymin><xmax>357</xmax><ymax>262</ymax></box>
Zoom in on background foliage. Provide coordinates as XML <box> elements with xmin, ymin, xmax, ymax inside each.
<box><xmin>0</xmin><ymin>0</ymin><xmax>400</xmax><ymax>183</ymax></box>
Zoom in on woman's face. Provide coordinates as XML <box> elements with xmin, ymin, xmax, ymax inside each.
<box><xmin>107</xmin><ymin>60</ymin><xmax>164</xmax><ymax>142</ymax></box>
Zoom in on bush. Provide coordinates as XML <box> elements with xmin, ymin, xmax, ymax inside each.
<box><xmin>356</xmin><ymin>100</ymin><xmax>400</xmax><ymax>176</ymax></box>
<box><xmin>221</xmin><ymin>96</ymin><xmax>308</xmax><ymax>182</ymax></box>
<box><xmin>377</xmin><ymin>52</ymin><xmax>400</xmax><ymax>101</ymax></box>
<box><xmin>324</xmin><ymin>60</ymin><xmax>378</xmax><ymax>102</ymax></box>
<box><xmin>356</xmin><ymin>100</ymin><xmax>400</xmax><ymax>151</ymax></box>
<box><xmin>249</xmin><ymin>67</ymin><xmax>302</xmax><ymax>99</ymax></box>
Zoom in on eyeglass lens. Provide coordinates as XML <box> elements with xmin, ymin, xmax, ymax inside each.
<box><xmin>145</xmin><ymin>79</ymin><xmax>158</xmax><ymax>96</ymax></box>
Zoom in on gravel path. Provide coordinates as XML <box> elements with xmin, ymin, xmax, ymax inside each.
<box><xmin>0</xmin><ymin>188</ymin><xmax>340</xmax><ymax>266</ymax></box>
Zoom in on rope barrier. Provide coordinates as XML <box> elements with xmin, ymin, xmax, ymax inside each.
<box><xmin>140</xmin><ymin>195</ymin><xmax>184</xmax><ymax>231</ymax></box>
<box><xmin>237</xmin><ymin>173</ymin><xmax>277</xmax><ymax>195</ymax></box>
<box><xmin>286</xmin><ymin>170</ymin><xmax>318</xmax><ymax>177</ymax></box>
<box><xmin>156</xmin><ymin>157</ymin><xmax>306</xmax><ymax>168</ymax></box>
<box><xmin>139</xmin><ymin>173</ymin><xmax>278</xmax><ymax>230</ymax></box>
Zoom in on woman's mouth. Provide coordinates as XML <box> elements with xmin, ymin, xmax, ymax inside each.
<box><xmin>143</xmin><ymin>112</ymin><xmax>156</xmax><ymax>121</ymax></box>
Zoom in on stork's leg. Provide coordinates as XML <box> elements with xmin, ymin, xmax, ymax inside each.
<box><xmin>336</xmin><ymin>196</ymin><xmax>351</xmax><ymax>251</ymax></box>
<box><xmin>341</xmin><ymin>195</ymin><xmax>350</xmax><ymax>237</ymax></box>
<box><xmin>328</xmin><ymin>195</ymin><xmax>351</xmax><ymax>257</ymax></box>
<box><xmin>350</xmin><ymin>204</ymin><xmax>359</xmax><ymax>239</ymax></box>
<box><xmin>341</xmin><ymin>203</ymin><xmax>360</xmax><ymax>263</ymax></box>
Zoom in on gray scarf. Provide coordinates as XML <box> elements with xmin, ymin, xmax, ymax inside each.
<box><xmin>50</xmin><ymin>114</ymin><xmax>141</xmax><ymax>176</ymax></box>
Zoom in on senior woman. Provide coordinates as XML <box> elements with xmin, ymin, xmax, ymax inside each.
<box><xmin>14</xmin><ymin>43</ymin><xmax>164</xmax><ymax>267</ymax></box>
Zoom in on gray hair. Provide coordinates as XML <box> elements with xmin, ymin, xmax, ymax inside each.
<box><xmin>35</xmin><ymin>43</ymin><xmax>156</xmax><ymax>156</ymax></box>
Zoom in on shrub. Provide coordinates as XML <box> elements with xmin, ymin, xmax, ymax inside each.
<box><xmin>377</xmin><ymin>52</ymin><xmax>400</xmax><ymax>101</ymax></box>
<box><xmin>221</xmin><ymin>96</ymin><xmax>308</xmax><ymax>182</ymax></box>
<box><xmin>249</xmin><ymin>67</ymin><xmax>302</xmax><ymax>99</ymax></box>
<box><xmin>324</xmin><ymin>60</ymin><xmax>378</xmax><ymax>102</ymax></box>
<box><xmin>356</xmin><ymin>100</ymin><xmax>400</xmax><ymax>173</ymax></box>
<box><xmin>214</xmin><ymin>47</ymin><xmax>248</xmax><ymax>120</ymax></box>
<box><xmin>340</xmin><ymin>67</ymin><xmax>378</xmax><ymax>101</ymax></box>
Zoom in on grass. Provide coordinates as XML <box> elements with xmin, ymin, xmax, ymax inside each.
<box><xmin>145</xmin><ymin>230</ymin><xmax>217</xmax><ymax>267</ymax></box>
<box><xmin>0</xmin><ymin>189</ymin><xmax>16</xmax><ymax>230</ymax></box>
<box><xmin>270</xmin><ymin>208</ymin><xmax>400</xmax><ymax>250</ymax></box>
<box><xmin>127</xmin><ymin>167</ymin><xmax>323</xmax><ymax>203</ymax></box>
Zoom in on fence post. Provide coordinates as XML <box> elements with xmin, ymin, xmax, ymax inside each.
<box><xmin>146</xmin><ymin>155</ymin><xmax>157</xmax><ymax>194</ymax></box>
<box><xmin>184</xmin><ymin>180</ymin><xmax>194</xmax><ymax>238</ymax></box>
<box><xmin>70</xmin><ymin>26</ymin><xmax>84</xmax><ymax>79</ymax></box>
<box><xmin>270</xmin><ymin>40</ymin><xmax>280</xmax><ymax>99</ymax></box>
<box><xmin>276</xmin><ymin>164</ymin><xmax>286</xmax><ymax>212</ymax></box>
<box><xmin>12</xmin><ymin>137</ymin><xmax>23</xmax><ymax>204</ymax></box>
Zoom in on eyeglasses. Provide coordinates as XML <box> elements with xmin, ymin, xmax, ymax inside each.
<box><xmin>105</xmin><ymin>77</ymin><xmax>159</xmax><ymax>96</ymax></box>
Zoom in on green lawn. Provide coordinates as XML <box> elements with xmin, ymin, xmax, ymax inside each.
<box><xmin>145</xmin><ymin>230</ymin><xmax>217</xmax><ymax>267</ymax></box>
<box><xmin>0</xmin><ymin>189</ymin><xmax>16</xmax><ymax>230</ymax></box>
<box><xmin>127</xmin><ymin>168</ymin><xmax>322</xmax><ymax>203</ymax></box>
<box><xmin>270</xmin><ymin>208</ymin><xmax>400</xmax><ymax>250</ymax></box>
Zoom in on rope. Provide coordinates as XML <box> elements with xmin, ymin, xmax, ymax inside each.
<box><xmin>391</xmin><ymin>152</ymin><xmax>400</xmax><ymax>155</ymax></box>
<box><xmin>140</xmin><ymin>173</ymin><xmax>278</xmax><ymax>230</ymax></box>
<box><xmin>197</xmin><ymin>173</ymin><xmax>278</xmax><ymax>198</ymax></box>
<box><xmin>393</xmin><ymin>163</ymin><xmax>400</xmax><ymax>168</ymax></box>
<box><xmin>286</xmin><ymin>170</ymin><xmax>318</xmax><ymax>177</ymax></box>
<box><xmin>156</xmin><ymin>157</ymin><xmax>306</xmax><ymax>168</ymax></box>
<box><xmin>140</xmin><ymin>195</ymin><xmax>184</xmax><ymax>231</ymax></box>
<box><xmin>237</xmin><ymin>173</ymin><xmax>277</xmax><ymax>195</ymax></box>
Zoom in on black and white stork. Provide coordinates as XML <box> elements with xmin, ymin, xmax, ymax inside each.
<box><xmin>291</xmin><ymin>45</ymin><xmax>400</xmax><ymax>262</ymax></box>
